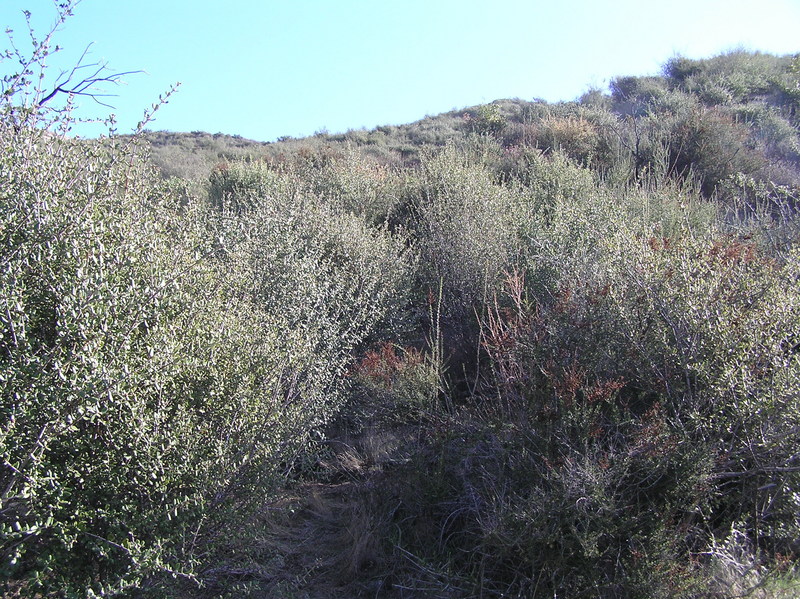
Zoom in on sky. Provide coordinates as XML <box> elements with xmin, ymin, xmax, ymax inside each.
<box><xmin>2</xmin><ymin>0</ymin><xmax>799</xmax><ymax>142</ymax></box>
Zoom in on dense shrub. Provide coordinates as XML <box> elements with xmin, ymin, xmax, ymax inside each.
<box><xmin>208</xmin><ymin>159</ymin><xmax>300</xmax><ymax>213</ymax></box>
<box><xmin>610</xmin><ymin>75</ymin><xmax>671</xmax><ymax>117</ymax></box>
<box><xmin>733</xmin><ymin>102</ymin><xmax>800</xmax><ymax>165</ymax></box>
<box><xmin>612</xmin><ymin>94</ymin><xmax>768</xmax><ymax>196</ymax></box>
<box><xmin>463</xmin><ymin>181</ymin><xmax>800</xmax><ymax>596</ymax></box>
<box><xmin>4</xmin><ymin>19</ymin><xmax>800</xmax><ymax>596</ymax></box>
<box><xmin>195</xmin><ymin>48</ymin><xmax>800</xmax><ymax>599</ymax></box>
<box><xmin>216</xmin><ymin>170</ymin><xmax>416</xmax><ymax>356</ymax></box>
<box><xmin>302</xmin><ymin>146</ymin><xmax>402</xmax><ymax>225</ymax></box>
<box><xmin>0</xmin><ymin>15</ymin><xmax>413</xmax><ymax>596</ymax></box>
<box><xmin>526</xmin><ymin>114</ymin><xmax>601</xmax><ymax>164</ymax></box>
<box><xmin>404</xmin><ymin>143</ymin><xmax>520</xmax><ymax>322</ymax></box>
<box><xmin>669</xmin><ymin>52</ymin><xmax>795</xmax><ymax>102</ymax></box>
<box><xmin>466</xmin><ymin>104</ymin><xmax>508</xmax><ymax>137</ymax></box>
<box><xmin>0</xmin><ymin>120</ymin><xmax>295</xmax><ymax>594</ymax></box>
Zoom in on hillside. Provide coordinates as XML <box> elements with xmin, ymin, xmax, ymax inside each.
<box><xmin>143</xmin><ymin>51</ymin><xmax>800</xmax><ymax>199</ymax></box>
<box><xmin>3</xmin><ymin>46</ymin><xmax>800</xmax><ymax>599</ymax></box>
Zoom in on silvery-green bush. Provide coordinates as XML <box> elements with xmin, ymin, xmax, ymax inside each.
<box><xmin>407</xmin><ymin>143</ymin><xmax>521</xmax><ymax>320</ymax></box>
<box><xmin>0</xmin><ymin>23</ymin><xmax>412</xmax><ymax>599</ymax></box>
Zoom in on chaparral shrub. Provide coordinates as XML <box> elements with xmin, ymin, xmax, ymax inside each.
<box><xmin>0</xmin><ymin>5</ymin><xmax>414</xmax><ymax>596</ymax></box>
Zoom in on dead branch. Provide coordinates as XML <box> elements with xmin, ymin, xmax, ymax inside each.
<box><xmin>38</xmin><ymin>43</ymin><xmax>142</xmax><ymax>109</ymax></box>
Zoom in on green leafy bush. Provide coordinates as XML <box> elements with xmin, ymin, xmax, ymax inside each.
<box><xmin>376</xmin><ymin>163</ymin><xmax>800</xmax><ymax>597</ymax></box>
<box><xmin>460</xmin><ymin>180</ymin><xmax>800</xmax><ymax>596</ymax></box>
<box><xmin>218</xmin><ymin>177</ymin><xmax>415</xmax><ymax>357</ymax></box>
<box><xmin>665</xmin><ymin>51</ymin><xmax>793</xmax><ymax>103</ymax></box>
<box><xmin>613</xmin><ymin>94</ymin><xmax>767</xmax><ymax>196</ymax></box>
<box><xmin>208</xmin><ymin>159</ymin><xmax>299</xmax><ymax>213</ymax></box>
<box><xmin>405</xmin><ymin>143</ymin><xmax>520</xmax><ymax>322</ymax></box>
<box><xmin>0</xmin><ymin>121</ymin><xmax>284</xmax><ymax>593</ymax></box>
<box><xmin>611</xmin><ymin>75</ymin><xmax>671</xmax><ymax>117</ymax></box>
<box><xmin>302</xmin><ymin>146</ymin><xmax>402</xmax><ymax>225</ymax></box>
<box><xmin>467</xmin><ymin>104</ymin><xmax>508</xmax><ymax>137</ymax></box>
<box><xmin>0</xmin><ymin>11</ymin><xmax>413</xmax><ymax>596</ymax></box>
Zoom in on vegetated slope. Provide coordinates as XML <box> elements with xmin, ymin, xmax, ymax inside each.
<box><xmin>140</xmin><ymin>102</ymin><xmax>497</xmax><ymax>181</ymax></box>
<box><xmin>145</xmin><ymin>50</ymin><xmax>800</xmax><ymax>197</ymax></box>
<box><xmin>4</xmin><ymin>47</ymin><xmax>800</xmax><ymax>599</ymax></box>
<box><xmin>170</xmin><ymin>50</ymin><xmax>800</xmax><ymax>599</ymax></box>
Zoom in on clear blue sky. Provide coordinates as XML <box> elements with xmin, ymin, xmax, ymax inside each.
<box><xmin>2</xmin><ymin>0</ymin><xmax>799</xmax><ymax>142</ymax></box>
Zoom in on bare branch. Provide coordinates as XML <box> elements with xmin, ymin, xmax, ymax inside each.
<box><xmin>37</xmin><ymin>42</ymin><xmax>142</xmax><ymax>109</ymax></box>
<box><xmin>2</xmin><ymin>1</ymin><xmax>140</xmax><ymax>118</ymax></box>
<box><xmin>1</xmin><ymin>1</ymin><xmax>77</xmax><ymax>105</ymax></box>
